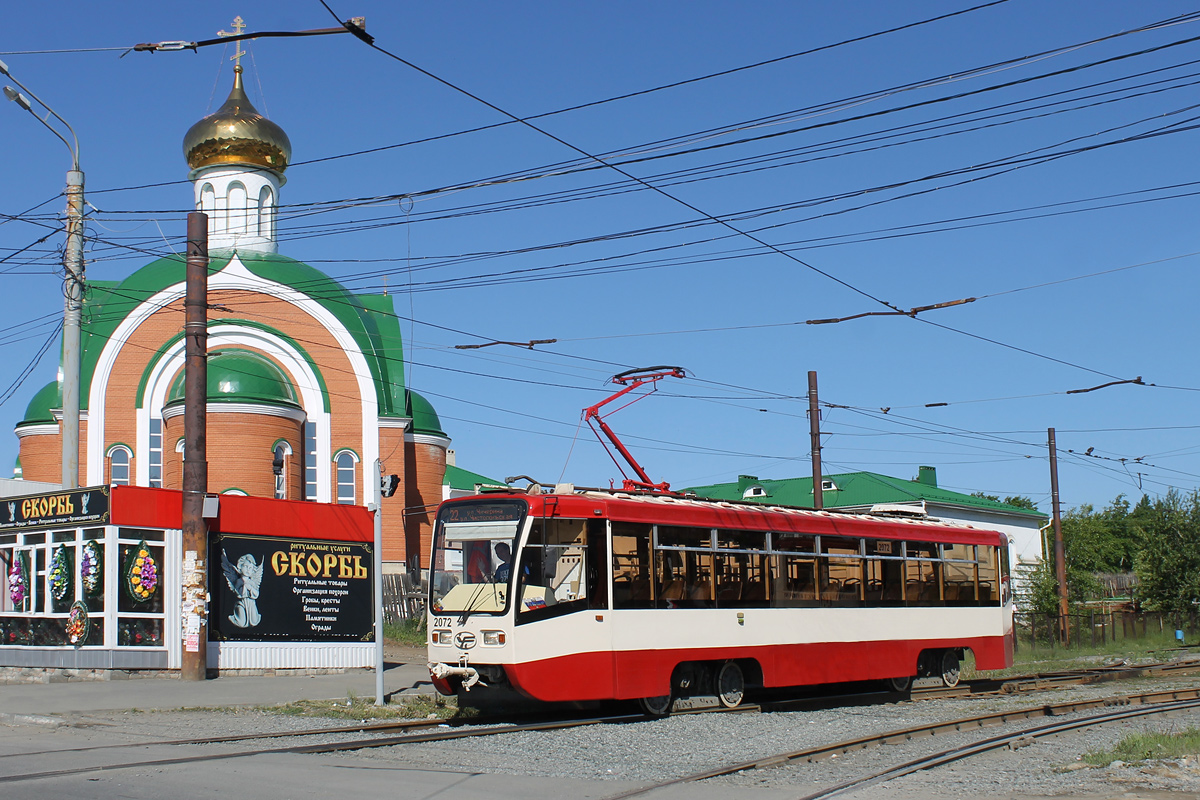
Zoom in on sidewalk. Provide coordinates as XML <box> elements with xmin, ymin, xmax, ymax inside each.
<box><xmin>0</xmin><ymin>660</ymin><xmax>435</xmax><ymax>722</ymax></box>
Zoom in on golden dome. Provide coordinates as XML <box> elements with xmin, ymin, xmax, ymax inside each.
<box><xmin>183</xmin><ymin>67</ymin><xmax>291</xmax><ymax>173</ymax></box>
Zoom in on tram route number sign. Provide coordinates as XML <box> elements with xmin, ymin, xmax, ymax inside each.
<box><xmin>0</xmin><ymin>486</ymin><xmax>109</xmax><ymax>533</ymax></box>
<box><xmin>211</xmin><ymin>532</ymin><xmax>374</xmax><ymax>643</ymax></box>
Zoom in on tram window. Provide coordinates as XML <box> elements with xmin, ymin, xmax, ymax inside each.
<box><xmin>517</xmin><ymin>519</ymin><xmax>588</xmax><ymax>621</ymax></box>
<box><xmin>820</xmin><ymin>537</ymin><xmax>862</xmax><ymax>607</ymax></box>
<box><xmin>716</xmin><ymin>529</ymin><xmax>765</xmax><ymax>552</ymax></box>
<box><xmin>773</xmin><ymin>533</ymin><xmax>815</xmax><ymax>553</ymax></box>
<box><xmin>774</xmin><ymin>554</ymin><xmax>818</xmax><ymax>607</ymax></box>
<box><xmin>657</xmin><ymin>525</ymin><xmax>712</xmax><ymax>549</ymax></box>
<box><xmin>612</xmin><ymin>522</ymin><xmax>653</xmax><ymax>609</ymax></box>
<box><xmin>656</xmin><ymin>548</ymin><xmax>714</xmax><ymax>608</ymax></box>
<box><xmin>977</xmin><ymin>545</ymin><xmax>998</xmax><ymax>604</ymax></box>
<box><xmin>714</xmin><ymin>551</ymin><xmax>770</xmax><ymax>608</ymax></box>
<box><xmin>866</xmin><ymin>558</ymin><xmax>904</xmax><ymax>606</ymax></box>
<box><xmin>903</xmin><ymin>543</ymin><xmax>941</xmax><ymax>606</ymax></box>
<box><xmin>942</xmin><ymin>543</ymin><xmax>977</xmax><ymax>605</ymax></box>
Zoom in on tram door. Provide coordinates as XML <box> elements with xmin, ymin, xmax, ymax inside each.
<box><xmin>515</xmin><ymin>517</ymin><xmax>614</xmax><ymax>696</ymax></box>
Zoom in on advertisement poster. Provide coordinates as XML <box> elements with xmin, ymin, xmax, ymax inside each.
<box><xmin>211</xmin><ymin>533</ymin><xmax>374</xmax><ymax>642</ymax></box>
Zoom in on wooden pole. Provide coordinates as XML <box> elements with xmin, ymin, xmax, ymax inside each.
<box><xmin>181</xmin><ymin>212</ymin><xmax>209</xmax><ymax>680</ymax></box>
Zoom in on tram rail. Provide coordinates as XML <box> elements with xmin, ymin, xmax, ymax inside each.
<box><xmin>2</xmin><ymin>658</ymin><xmax>1199</xmax><ymax>787</ymax></box>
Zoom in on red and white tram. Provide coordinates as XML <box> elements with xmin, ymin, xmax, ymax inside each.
<box><xmin>426</xmin><ymin>488</ymin><xmax>1014</xmax><ymax>714</ymax></box>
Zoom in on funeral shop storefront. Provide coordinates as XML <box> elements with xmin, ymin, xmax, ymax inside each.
<box><xmin>0</xmin><ymin>485</ymin><xmax>376</xmax><ymax>672</ymax></box>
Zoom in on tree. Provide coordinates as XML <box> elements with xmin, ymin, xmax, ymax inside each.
<box><xmin>970</xmin><ymin>492</ymin><xmax>1039</xmax><ymax>511</ymax></box>
<box><xmin>1133</xmin><ymin>490</ymin><xmax>1200</xmax><ymax>613</ymax></box>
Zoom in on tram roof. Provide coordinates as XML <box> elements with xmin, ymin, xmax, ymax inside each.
<box><xmin>449</xmin><ymin>489</ymin><xmax>1006</xmax><ymax>546</ymax></box>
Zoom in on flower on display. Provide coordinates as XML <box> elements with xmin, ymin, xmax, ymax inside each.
<box><xmin>80</xmin><ymin>540</ymin><xmax>102</xmax><ymax>596</ymax></box>
<box><xmin>66</xmin><ymin>601</ymin><xmax>89</xmax><ymax>645</ymax></box>
<box><xmin>48</xmin><ymin>546</ymin><xmax>72</xmax><ymax>602</ymax></box>
<box><xmin>8</xmin><ymin>552</ymin><xmax>28</xmax><ymax>609</ymax></box>
<box><xmin>124</xmin><ymin>541</ymin><xmax>159</xmax><ymax>603</ymax></box>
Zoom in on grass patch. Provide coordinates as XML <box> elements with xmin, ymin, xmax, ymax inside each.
<box><xmin>1083</xmin><ymin>727</ymin><xmax>1200</xmax><ymax>765</ymax></box>
<box><xmin>267</xmin><ymin>692</ymin><xmax>459</xmax><ymax>721</ymax></box>
<box><xmin>384</xmin><ymin>616</ymin><xmax>426</xmax><ymax>648</ymax></box>
<box><xmin>962</xmin><ymin>637</ymin><xmax>1200</xmax><ymax>681</ymax></box>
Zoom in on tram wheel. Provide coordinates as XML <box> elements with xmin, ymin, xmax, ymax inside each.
<box><xmin>939</xmin><ymin>650</ymin><xmax>961</xmax><ymax>688</ymax></box>
<box><xmin>638</xmin><ymin>693</ymin><xmax>675</xmax><ymax>717</ymax></box>
<box><xmin>885</xmin><ymin>675</ymin><xmax>912</xmax><ymax>693</ymax></box>
<box><xmin>716</xmin><ymin>661</ymin><xmax>745</xmax><ymax>708</ymax></box>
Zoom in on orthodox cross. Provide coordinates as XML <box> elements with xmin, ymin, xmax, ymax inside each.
<box><xmin>217</xmin><ymin>16</ymin><xmax>248</xmax><ymax>68</ymax></box>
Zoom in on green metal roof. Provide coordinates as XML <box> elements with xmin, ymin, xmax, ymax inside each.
<box><xmin>685</xmin><ymin>470</ymin><xmax>1046</xmax><ymax>519</ymax></box>
<box><xmin>18</xmin><ymin>380</ymin><xmax>61</xmax><ymax>426</ymax></box>
<box><xmin>406</xmin><ymin>390</ymin><xmax>445</xmax><ymax>437</ymax></box>
<box><xmin>75</xmin><ymin>251</ymin><xmax>412</xmax><ymax>416</ymax></box>
<box><xmin>443</xmin><ymin>464</ymin><xmax>504</xmax><ymax>490</ymax></box>
<box><xmin>165</xmin><ymin>348</ymin><xmax>299</xmax><ymax>407</ymax></box>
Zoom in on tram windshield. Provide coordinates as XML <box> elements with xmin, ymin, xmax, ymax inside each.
<box><xmin>430</xmin><ymin>499</ymin><xmax>526</xmax><ymax>616</ymax></box>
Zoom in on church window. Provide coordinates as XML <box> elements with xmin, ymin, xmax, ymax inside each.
<box><xmin>258</xmin><ymin>186</ymin><xmax>274</xmax><ymax>238</ymax></box>
<box><xmin>228</xmin><ymin>182</ymin><xmax>248</xmax><ymax>236</ymax></box>
<box><xmin>200</xmin><ymin>183</ymin><xmax>215</xmax><ymax>215</ymax></box>
<box><xmin>148</xmin><ymin>418</ymin><xmax>163</xmax><ymax>488</ymax></box>
<box><xmin>334</xmin><ymin>450</ymin><xmax>358</xmax><ymax>505</ymax></box>
<box><xmin>108</xmin><ymin>445</ymin><xmax>132</xmax><ymax>486</ymax></box>
<box><xmin>272</xmin><ymin>442</ymin><xmax>291</xmax><ymax>500</ymax></box>
<box><xmin>304</xmin><ymin>422</ymin><xmax>317</xmax><ymax>500</ymax></box>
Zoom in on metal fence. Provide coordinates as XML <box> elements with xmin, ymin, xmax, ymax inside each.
<box><xmin>1013</xmin><ymin>610</ymin><xmax>1200</xmax><ymax>653</ymax></box>
<box><xmin>382</xmin><ymin>573</ymin><xmax>426</xmax><ymax>623</ymax></box>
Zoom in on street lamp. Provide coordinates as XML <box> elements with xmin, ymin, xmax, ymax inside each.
<box><xmin>2</xmin><ymin>59</ymin><xmax>84</xmax><ymax>489</ymax></box>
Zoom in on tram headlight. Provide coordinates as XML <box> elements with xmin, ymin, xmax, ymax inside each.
<box><xmin>481</xmin><ymin>630</ymin><xmax>506</xmax><ymax>646</ymax></box>
<box><xmin>431</xmin><ymin>629</ymin><xmax>452</xmax><ymax>646</ymax></box>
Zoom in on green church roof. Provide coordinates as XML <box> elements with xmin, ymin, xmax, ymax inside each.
<box><xmin>77</xmin><ymin>251</ymin><xmax>409</xmax><ymax>416</ymax></box>
<box><xmin>18</xmin><ymin>380</ymin><xmax>61</xmax><ymax>426</ymax></box>
<box><xmin>406</xmin><ymin>390</ymin><xmax>445</xmax><ymax>437</ymax></box>
<box><xmin>685</xmin><ymin>469</ymin><xmax>1046</xmax><ymax>519</ymax></box>
<box><xmin>165</xmin><ymin>348</ymin><xmax>299</xmax><ymax>407</ymax></box>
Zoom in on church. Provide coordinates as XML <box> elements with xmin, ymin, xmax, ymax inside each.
<box><xmin>13</xmin><ymin>65</ymin><xmax>449</xmax><ymax>574</ymax></box>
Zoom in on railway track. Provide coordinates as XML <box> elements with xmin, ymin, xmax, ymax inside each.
<box><xmin>603</xmin><ymin>685</ymin><xmax>1200</xmax><ymax>799</ymax></box>
<box><xmin>2</xmin><ymin>659</ymin><xmax>1199</xmax><ymax>787</ymax></box>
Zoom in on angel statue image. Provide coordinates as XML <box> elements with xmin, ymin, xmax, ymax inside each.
<box><xmin>221</xmin><ymin>550</ymin><xmax>264</xmax><ymax>628</ymax></box>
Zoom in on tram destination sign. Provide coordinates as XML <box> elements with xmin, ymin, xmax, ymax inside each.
<box><xmin>211</xmin><ymin>532</ymin><xmax>373</xmax><ymax>643</ymax></box>
<box><xmin>0</xmin><ymin>486</ymin><xmax>110</xmax><ymax>533</ymax></box>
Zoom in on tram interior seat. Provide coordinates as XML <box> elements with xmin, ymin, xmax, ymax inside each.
<box><xmin>690</xmin><ymin>580</ymin><xmax>712</xmax><ymax>602</ymax></box>
<box><xmin>865</xmin><ymin>581</ymin><xmax>884</xmax><ymax>603</ymax></box>
<box><xmin>742</xmin><ymin>581</ymin><xmax>767</xmax><ymax>603</ymax></box>
<box><xmin>839</xmin><ymin>581</ymin><xmax>861</xmax><ymax>604</ymax></box>
<box><xmin>662</xmin><ymin>580</ymin><xmax>686</xmax><ymax>601</ymax></box>
<box><xmin>717</xmin><ymin>581</ymin><xmax>743</xmax><ymax>602</ymax></box>
<box><xmin>979</xmin><ymin>583</ymin><xmax>993</xmax><ymax>602</ymax></box>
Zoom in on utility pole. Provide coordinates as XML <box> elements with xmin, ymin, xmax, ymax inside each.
<box><xmin>1</xmin><ymin>60</ymin><xmax>83</xmax><ymax>488</ymax></box>
<box><xmin>1048</xmin><ymin>427</ymin><xmax>1069</xmax><ymax>645</ymax></box>
<box><xmin>808</xmin><ymin>371</ymin><xmax>823</xmax><ymax>510</ymax></box>
<box><xmin>181</xmin><ymin>213</ymin><xmax>209</xmax><ymax>680</ymax></box>
<box><xmin>371</xmin><ymin>460</ymin><xmax>385</xmax><ymax>706</ymax></box>
<box><xmin>61</xmin><ymin>169</ymin><xmax>84</xmax><ymax>488</ymax></box>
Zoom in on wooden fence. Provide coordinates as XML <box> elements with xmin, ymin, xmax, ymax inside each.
<box><xmin>382</xmin><ymin>573</ymin><xmax>426</xmax><ymax>623</ymax></box>
<box><xmin>1014</xmin><ymin>610</ymin><xmax>1200</xmax><ymax>653</ymax></box>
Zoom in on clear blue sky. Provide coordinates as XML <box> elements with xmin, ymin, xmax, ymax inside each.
<box><xmin>3</xmin><ymin>1</ymin><xmax>1199</xmax><ymax>513</ymax></box>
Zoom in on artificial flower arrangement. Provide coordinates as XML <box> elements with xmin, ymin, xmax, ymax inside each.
<box><xmin>48</xmin><ymin>546</ymin><xmax>73</xmax><ymax>603</ymax></box>
<box><xmin>80</xmin><ymin>540</ymin><xmax>103</xmax><ymax>597</ymax></box>
<box><xmin>123</xmin><ymin>541</ymin><xmax>158</xmax><ymax>603</ymax></box>
<box><xmin>65</xmin><ymin>601</ymin><xmax>89</xmax><ymax>645</ymax></box>
<box><xmin>8</xmin><ymin>551</ymin><xmax>29</xmax><ymax>611</ymax></box>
